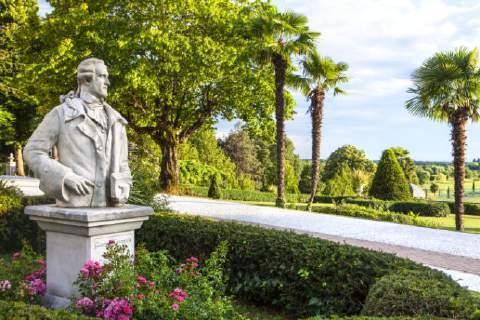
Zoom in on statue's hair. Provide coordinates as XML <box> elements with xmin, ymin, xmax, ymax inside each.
<box><xmin>76</xmin><ymin>58</ymin><xmax>105</xmax><ymax>94</ymax></box>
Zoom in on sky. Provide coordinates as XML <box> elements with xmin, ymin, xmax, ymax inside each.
<box><xmin>38</xmin><ymin>0</ymin><xmax>480</xmax><ymax>161</ymax></box>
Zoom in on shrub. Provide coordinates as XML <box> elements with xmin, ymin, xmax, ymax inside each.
<box><xmin>74</xmin><ymin>241</ymin><xmax>244</xmax><ymax>320</ymax></box>
<box><xmin>311</xmin><ymin>204</ymin><xmax>438</xmax><ymax>229</ymax></box>
<box><xmin>306</xmin><ymin>317</ymin><xmax>444</xmax><ymax>320</ymax></box>
<box><xmin>208</xmin><ymin>174</ymin><xmax>222</xmax><ymax>199</ymax></box>
<box><xmin>313</xmin><ymin>195</ymin><xmax>355</xmax><ymax>204</ymax></box>
<box><xmin>388</xmin><ymin>201</ymin><xmax>449</xmax><ymax>217</ymax></box>
<box><xmin>342</xmin><ymin>199</ymin><xmax>450</xmax><ymax>217</ymax></box>
<box><xmin>136</xmin><ymin>212</ymin><xmax>461</xmax><ymax>318</ymax></box>
<box><xmin>362</xmin><ymin>269</ymin><xmax>480</xmax><ymax>319</ymax></box>
<box><xmin>369</xmin><ymin>149</ymin><xmax>411</xmax><ymax>200</ymax></box>
<box><xmin>0</xmin><ymin>195</ymin><xmax>50</xmax><ymax>253</ymax></box>
<box><xmin>464</xmin><ymin>203</ymin><xmax>480</xmax><ymax>216</ymax></box>
<box><xmin>180</xmin><ymin>184</ymin><xmax>308</xmax><ymax>203</ymax></box>
<box><xmin>343</xmin><ymin>198</ymin><xmax>390</xmax><ymax>211</ymax></box>
<box><xmin>0</xmin><ymin>300</ymin><xmax>95</xmax><ymax>319</ymax></box>
<box><xmin>323</xmin><ymin>164</ymin><xmax>356</xmax><ymax>196</ymax></box>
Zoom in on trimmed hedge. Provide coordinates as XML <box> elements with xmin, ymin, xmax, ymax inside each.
<box><xmin>362</xmin><ymin>270</ymin><xmax>480</xmax><ymax>319</ymax></box>
<box><xmin>313</xmin><ymin>205</ymin><xmax>437</xmax><ymax>228</ymax></box>
<box><xmin>343</xmin><ymin>198</ymin><xmax>450</xmax><ymax>217</ymax></box>
<box><xmin>306</xmin><ymin>317</ymin><xmax>445</xmax><ymax>320</ymax></box>
<box><xmin>180</xmin><ymin>184</ymin><xmax>308</xmax><ymax>203</ymax></box>
<box><xmin>439</xmin><ymin>201</ymin><xmax>480</xmax><ymax>216</ymax></box>
<box><xmin>313</xmin><ymin>195</ymin><xmax>356</xmax><ymax>204</ymax></box>
<box><xmin>136</xmin><ymin>212</ymin><xmax>467</xmax><ymax>318</ymax></box>
<box><xmin>0</xmin><ymin>300</ymin><xmax>94</xmax><ymax>319</ymax></box>
<box><xmin>0</xmin><ymin>195</ymin><xmax>51</xmax><ymax>253</ymax></box>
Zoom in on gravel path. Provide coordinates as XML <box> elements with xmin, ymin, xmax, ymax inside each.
<box><xmin>165</xmin><ymin>195</ymin><xmax>480</xmax><ymax>291</ymax></box>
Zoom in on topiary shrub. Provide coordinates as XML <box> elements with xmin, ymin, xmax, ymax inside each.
<box><xmin>208</xmin><ymin>174</ymin><xmax>222</xmax><ymax>199</ymax></box>
<box><xmin>343</xmin><ymin>198</ymin><xmax>390</xmax><ymax>211</ymax></box>
<box><xmin>369</xmin><ymin>149</ymin><xmax>411</xmax><ymax>201</ymax></box>
<box><xmin>323</xmin><ymin>164</ymin><xmax>356</xmax><ymax>197</ymax></box>
<box><xmin>362</xmin><ymin>269</ymin><xmax>480</xmax><ymax>319</ymax></box>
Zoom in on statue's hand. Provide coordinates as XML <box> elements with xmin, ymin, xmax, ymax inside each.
<box><xmin>65</xmin><ymin>173</ymin><xmax>94</xmax><ymax>196</ymax></box>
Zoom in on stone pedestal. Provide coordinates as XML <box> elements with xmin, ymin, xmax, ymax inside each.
<box><xmin>25</xmin><ymin>204</ymin><xmax>153</xmax><ymax>308</ymax></box>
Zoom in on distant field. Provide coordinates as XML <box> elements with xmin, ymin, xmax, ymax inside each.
<box><xmin>421</xmin><ymin>178</ymin><xmax>480</xmax><ymax>202</ymax></box>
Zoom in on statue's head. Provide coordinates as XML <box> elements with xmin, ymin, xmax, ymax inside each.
<box><xmin>77</xmin><ymin>58</ymin><xmax>110</xmax><ymax>100</ymax></box>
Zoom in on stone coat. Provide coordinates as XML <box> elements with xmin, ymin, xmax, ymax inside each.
<box><xmin>24</xmin><ymin>94</ymin><xmax>131</xmax><ymax>207</ymax></box>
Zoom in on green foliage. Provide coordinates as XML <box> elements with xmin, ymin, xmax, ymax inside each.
<box><xmin>314</xmin><ymin>204</ymin><xmax>438</xmax><ymax>228</ymax></box>
<box><xmin>0</xmin><ymin>245</ymin><xmax>44</xmax><ymax>303</ymax></box>
<box><xmin>389</xmin><ymin>147</ymin><xmax>419</xmax><ymax>184</ymax></box>
<box><xmin>322</xmin><ymin>145</ymin><xmax>375</xmax><ymax>183</ymax></box>
<box><xmin>306</xmin><ymin>317</ymin><xmax>443</xmax><ymax>320</ymax></box>
<box><xmin>180</xmin><ymin>185</ymin><xmax>308</xmax><ymax>203</ymax></box>
<box><xmin>74</xmin><ymin>242</ymin><xmax>244</xmax><ymax>320</ymax></box>
<box><xmin>299</xmin><ymin>163</ymin><xmax>313</xmax><ymax>194</ymax></box>
<box><xmin>430</xmin><ymin>183</ymin><xmax>439</xmax><ymax>194</ymax></box>
<box><xmin>343</xmin><ymin>199</ymin><xmax>450</xmax><ymax>217</ymax></box>
<box><xmin>208</xmin><ymin>175</ymin><xmax>222</xmax><ymax>199</ymax></box>
<box><xmin>323</xmin><ymin>164</ymin><xmax>356</xmax><ymax>196</ymax></box>
<box><xmin>369</xmin><ymin>149</ymin><xmax>412</xmax><ymax>201</ymax></box>
<box><xmin>0</xmin><ymin>300</ymin><xmax>95</xmax><ymax>320</ymax></box>
<box><xmin>312</xmin><ymin>195</ymin><xmax>357</xmax><ymax>204</ymax></box>
<box><xmin>362</xmin><ymin>270</ymin><xmax>480</xmax><ymax>319</ymax></box>
<box><xmin>137</xmin><ymin>212</ymin><xmax>453</xmax><ymax>318</ymax></box>
<box><xmin>0</xmin><ymin>194</ymin><xmax>49</xmax><ymax>253</ymax></box>
<box><xmin>180</xmin><ymin>160</ymin><xmax>238</xmax><ymax>189</ymax></box>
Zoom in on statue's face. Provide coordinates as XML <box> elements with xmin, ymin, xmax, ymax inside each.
<box><xmin>86</xmin><ymin>63</ymin><xmax>110</xmax><ymax>99</ymax></box>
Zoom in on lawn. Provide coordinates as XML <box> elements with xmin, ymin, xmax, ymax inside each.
<box><xmin>239</xmin><ymin>201</ymin><xmax>480</xmax><ymax>234</ymax></box>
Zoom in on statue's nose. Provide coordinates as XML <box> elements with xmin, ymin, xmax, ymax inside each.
<box><xmin>105</xmin><ymin>78</ymin><xmax>110</xmax><ymax>86</ymax></box>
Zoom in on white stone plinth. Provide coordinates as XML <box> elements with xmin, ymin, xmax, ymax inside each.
<box><xmin>25</xmin><ymin>204</ymin><xmax>153</xmax><ymax>308</ymax></box>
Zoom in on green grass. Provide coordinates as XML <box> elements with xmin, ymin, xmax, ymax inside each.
<box><xmin>238</xmin><ymin>201</ymin><xmax>480</xmax><ymax>234</ymax></box>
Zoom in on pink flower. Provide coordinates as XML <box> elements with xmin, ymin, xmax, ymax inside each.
<box><xmin>137</xmin><ymin>293</ymin><xmax>145</xmax><ymax>300</ymax></box>
<box><xmin>79</xmin><ymin>260</ymin><xmax>103</xmax><ymax>278</ymax></box>
<box><xmin>108</xmin><ymin>240</ymin><xmax>116</xmax><ymax>245</ymax></box>
<box><xmin>12</xmin><ymin>252</ymin><xmax>20</xmax><ymax>260</ymax></box>
<box><xmin>171</xmin><ymin>303</ymin><xmax>179</xmax><ymax>312</ymax></box>
<box><xmin>76</xmin><ymin>297</ymin><xmax>95</xmax><ymax>311</ymax></box>
<box><xmin>169</xmin><ymin>288</ymin><xmax>188</xmax><ymax>303</ymax></box>
<box><xmin>186</xmin><ymin>256</ymin><xmax>199</xmax><ymax>264</ymax></box>
<box><xmin>103</xmin><ymin>298</ymin><xmax>132</xmax><ymax>320</ymax></box>
<box><xmin>0</xmin><ymin>280</ymin><xmax>11</xmax><ymax>291</ymax></box>
<box><xmin>28</xmin><ymin>278</ymin><xmax>46</xmax><ymax>296</ymax></box>
<box><xmin>136</xmin><ymin>276</ymin><xmax>147</xmax><ymax>285</ymax></box>
<box><xmin>37</xmin><ymin>258</ymin><xmax>46</xmax><ymax>267</ymax></box>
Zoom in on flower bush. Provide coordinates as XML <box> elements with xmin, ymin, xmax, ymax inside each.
<box><xmin>73</xmin><ymin>241</ymin><xmax>245</xmax><ymax>320</ymax></box>
<box><xmin>0</xmin><ymin>245</ymin><xmax>46</xmax><ymax>304</ymax></box>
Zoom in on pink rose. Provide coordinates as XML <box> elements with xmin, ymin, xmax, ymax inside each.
<box><xmin>171</xmin><ymin>303</ymin><xmax>179</xmax><ymax>312</ymax></box>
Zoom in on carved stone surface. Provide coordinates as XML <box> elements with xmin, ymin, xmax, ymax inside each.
<box><xmin>24</xmin><ymin>58</ymin><xmax>131</xmax><ymax>208</ymax></box>
<box><xmin>26</xmin><ymin>205</ymin><xmax>153</xmax><ymax>307</ymax></box>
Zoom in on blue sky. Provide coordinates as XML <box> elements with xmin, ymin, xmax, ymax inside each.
<box><xmin>38</xmin><ymin>0</ymin><xmax>480</xmax><ymax>161</ymax></box>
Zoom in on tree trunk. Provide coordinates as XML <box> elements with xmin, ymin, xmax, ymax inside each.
<box><xmin>159</xmin><ymin>137</ymin><xmax>180</xmax><ymax>194</ymax></box>
<box><xmin>307</xmin><ymin>88</ymin><xmax>325</xmax><ymax>211</ymax></box>
<box><xmin>15</xmin><ymin>143</ymin><xmax>25</xmax><ymax>176</ymax></box>
<box><xmin>273</xmin><ymin>55</ymin><xmax>287</xmax><ymax>208</ymax></box>
<box><xmin>450</xmin><ymin>110</ymin><xmax>468</xmax><ymax>231</ymax></box>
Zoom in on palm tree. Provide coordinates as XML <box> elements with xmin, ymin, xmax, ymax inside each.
<box><xmin>253</xmin><ymin>8</ymin><xmax>319</xmax><ymax>207</ymax></box>
<box><xmin>292</xmin><ymin>51</ymin><xmax>349</xmax><ymax>211</ymax></box>
<box><xmin>406</xmin><ymin>47</ymin><xmax>480</xmax><ymax>231</ymax></box>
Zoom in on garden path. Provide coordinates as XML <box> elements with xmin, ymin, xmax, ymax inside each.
<box><xmin>164</xmin><ymin>195</ymin><xmax>480</xmax><ymax>291</ymax></box>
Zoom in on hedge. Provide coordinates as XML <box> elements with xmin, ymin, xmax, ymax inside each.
<box><xmin>0</xmin><ymin>300</ymin><xmax>94</xmax><ymax>319</ymax></box>
<box><xmin>437</xmin><ymin>201</ymin><xmax>480</xmax><ymax>216</ymax></box>
<box><xmin>180</xmin><ymin>184</ymin><xmax>309</xmax><ymax>203</ymax></box>
<box><xmin>136</xmin><ymin>212</ymin><xmax>471</xmax><ymax>318</ymax></box>
<box><xmin>342</xmin><ymin>198</ymin><xmax>450</xmax><ymax>217</ymax></box>
<box><xmin>306</xmin><ymin>317</ymin><xmax>445</xmax><ymax>320</ymax></box>
<box><xmin>313</xmin><ymin>204</ymin><xmax>437</xmax><ymax>228</ymax></box>
<box><xmin>313</xmin><ymin>195</ymin><xmax>357</xmax><ymax>204</ymax></box>
<box><xmin>362</xmin><ymin>269</ymin><xmax>480</xmax><ymax>319</ymax></box>
<box><xmin>0</xmin><ymin>195</ymin><xmax>51</xmax><ymax>253</ymax></box>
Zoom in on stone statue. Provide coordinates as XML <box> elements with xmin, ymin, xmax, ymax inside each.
<box><xmin>24</xmin><ymin>58</ymin><xmax>132</xmax><ymax>207</ymax></box>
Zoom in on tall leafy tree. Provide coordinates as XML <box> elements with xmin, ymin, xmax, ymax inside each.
<box><xmin>252</xmin><ymin>6</ymin><xmax>319</xmax><ymax>207</ymax></box>
<box><xmin>25</xmin><ymin>0</ymin><xmax>275</xmax><ymax>193</ymax></box>
<box><xmin>389</xmin><ymin>147</ymin><xmax>418</xmax><ymax>184</ymax></box>
<box><xmin>322</xmin><ymin>145</ymin><xmax>375</xmax><ymax>182</ymax></box>
<box><xmin>292</xmin><ymin>51</ymin><xmax>349</xmax><ymax>211</ymax></box>
<box><xmin>406</xmin><ymin>47</ymin><xmax>480</xmax><ymax>231</ymax></box>
<box><xmin>0</xmin><ymin>0</ymin><xmax>39</xmax><ymax>175</ymax></box>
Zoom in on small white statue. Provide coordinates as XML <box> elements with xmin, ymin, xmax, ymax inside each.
<box><xmin>24</xmin><ymin>58</ymin><xmax>132</xmax><ymax>207</ymax></box>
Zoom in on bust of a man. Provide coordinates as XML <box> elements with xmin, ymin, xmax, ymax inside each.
<box><xmin>24</xmin><ymin>58</ymin><xmax>132</xmax><ymax>207</ymax></box>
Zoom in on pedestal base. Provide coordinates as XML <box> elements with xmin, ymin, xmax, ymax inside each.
<box><xmin>25</xmin><ymin>205</ymin><xmax>153</xmax><ymax>307</ymax></box>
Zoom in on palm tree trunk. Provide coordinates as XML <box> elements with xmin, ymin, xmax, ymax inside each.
<box><xmin>450</xmin><ymin>110</ymin><xmax>468</xmax><ymax>231</ymax></box>
<box><xmin>307</xmin><ymin>88</ymin><xmax>325</xmax><ymax>211</ymax></box>
<box><xmin>273</xmin><ymin>54</ymin><xmax>287</xmax><ymax>208</ymax></box>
